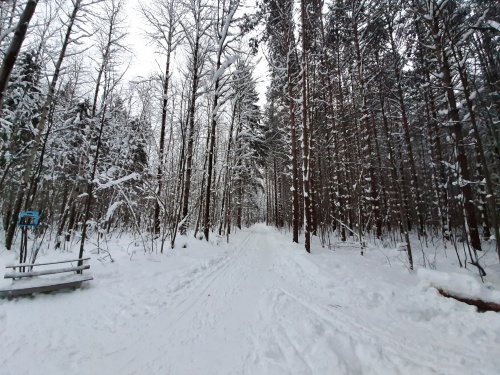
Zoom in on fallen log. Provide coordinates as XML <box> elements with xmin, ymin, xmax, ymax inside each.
<box><xmin>437</xmin><ymin>289</ymin><xmax>500</xmax><ymax>313</ymax></box>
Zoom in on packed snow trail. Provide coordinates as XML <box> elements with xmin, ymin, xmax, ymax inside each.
<box><xmin>0</xmin><ymin>224</ymin><xmax>499</xmax><ymax>375</ymax></box>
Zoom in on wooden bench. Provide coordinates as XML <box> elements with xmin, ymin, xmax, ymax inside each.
<box><xmin>0</xmin><ymin>257</ymin><xmax>93</xmax><ymax>298</ymax></box>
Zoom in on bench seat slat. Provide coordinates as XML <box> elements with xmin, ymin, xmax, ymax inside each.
<box><xmin>4</xmin><ymin>265</ymin><xmax>90</xmax><ymax>279</ymax></box>
<box><xmin>0</xmin><ymin>274</ymin><xmax>93</xmax><ymax>297</ymax></box>
<box><xmin>6</xmin><ymin>257</ymin><xmax>90</xmax><ymax>269</ymax></box>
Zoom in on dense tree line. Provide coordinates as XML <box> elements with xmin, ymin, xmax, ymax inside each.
<box><xmin>0</xmin><ymin>0</ymin><xmax>265</xmax><ymax>257</ymax></box>
<box><xmin>260</xmin><ymin>0</ymin><xmax>499</xmax><ymax>271</ymax></box>
<box><xmin>0</xmin><ymin>0</ymin><xmax>498</xmax><ymax>274</ymax></box>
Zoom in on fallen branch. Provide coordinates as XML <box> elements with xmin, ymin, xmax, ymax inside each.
<box><xmin>437</xmin><ymin>289</ymin><xmax>500</xmax><ymax>313</ymax></box>
<box><xmin>418</xmin><ymin>269</ymin><xmax>500</xmax><ymax>312</ymax></box>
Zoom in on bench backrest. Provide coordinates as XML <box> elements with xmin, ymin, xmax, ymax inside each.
<box><xmin>5</xmin><ymin>257</ymin><xmax>90</xmax><ymax>269</ymax></box>
<box><xmin>4</xmin><ymin>258</ymin><xmax>91</xmax><ymax>280</ymax></box>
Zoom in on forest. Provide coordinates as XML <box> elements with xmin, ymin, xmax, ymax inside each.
<box><xmin>0</xmin><ymin>0</ymin><xmax>499</xmax><ymax>275</ymax></box>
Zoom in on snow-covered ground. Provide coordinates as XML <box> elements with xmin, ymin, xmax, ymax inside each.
<box><xmin>0</xmin><ymin>224</ymin><xmax>499</xmax><ymax>375</ymax></box>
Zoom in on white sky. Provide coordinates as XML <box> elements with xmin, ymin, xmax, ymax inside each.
<box><xmin>124</xmin><ymin>0</ymin><xmax>159</xmax><ymax>79</ymax></box>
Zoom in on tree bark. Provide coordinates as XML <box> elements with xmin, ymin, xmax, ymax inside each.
<box><xmin>78</xmin><ymin>106</ymin><xmax>107</xmax><ymax>267</ymax></box>
<box><xmin>0</xmin><ymin>0</ymin><xmax>39</xmax><ymax>112</ymax></box>
<box><xmin>5</xmin><ymin>0</ymin><xmax>80</xmax><ymax>250</ymax></box>
<box><xmin>300</xmin><ymin>0</ymin><xmax>311</xmax><ymax>253</ymax></box>
<box><xmin>180</xmin><ymin>31</ymin><xmax>200</xmax><ymax>235</ymax></box>
<box><xmin>154</xmin><ymin>46</ymin><xmax>172</xmax><ymax>235</ymax></box>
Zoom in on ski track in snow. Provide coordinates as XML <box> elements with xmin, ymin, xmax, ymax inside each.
<box><xmin>0</xmin><ymin>224</ymin><xmax>499</xmax><ymax>375</ymax></box>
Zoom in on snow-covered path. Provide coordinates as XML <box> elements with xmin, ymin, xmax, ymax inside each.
<box><xmin>104</xmin><ymin>227</ymin><xmax>278</xmax><ymax>375</ymax></box>
<box><xmin>1</xmin><ymin>224</ymin><xmax>499</xmax><ymax>375</ymax></box>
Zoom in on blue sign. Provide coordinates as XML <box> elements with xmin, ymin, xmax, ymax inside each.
<box><xmin>18</xmin><ymin>211</ymin><xmax>40</xmax><ymax>227</ymax></box>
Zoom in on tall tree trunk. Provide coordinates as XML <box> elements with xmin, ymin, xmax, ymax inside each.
<box><xmin>0</xmin><ymin>0</ymin><xmax>39</xmax><ymax>111</ymax></box>
<box><xmin>287</xmin><ymin>37</ymin><xmax>299</xmax><ymax>244</ymax></box>
<box><xmin>78</xmin><ymin>106</ymin><xmax>107</xmax><ymax>267</ymax></box>
<box><xmin>428</xmin><ymin>15</ymin><xmax>483</xmax><ymax>265</ymax></box>
<box><xmin>352</xmin><ymin>13</ymin><xmax>379</xmax><ymax>246</ymax></box>
<box><xmin>203</xmin><ymin>60</ymin><xmax>221</xmax><ymax>241</ymax></box>
<box><xmin>379</xmin><ymin>85</ymin><xmax>414</xmax><ymax>270</ymax></box>
<box><xmin>204</xmin><ymin>3</ymin><xmax>237</xmax><ymax>240</ymax></box>
<box><xmin>388</xmin><ymin>19</ymin><xmax>425</xmax><ymax>237</ymax></box>
<box><xmin>180</xmin><ymin>34</ymin><xmax>200</xmax><ymax>235</ymax></box>
<box><xmin>154</xmin><ymin>45</ymin><xmax>172</xmax><ymax>235</ymax></box>
<box><xmin>447</xmin><ymin>35</ymin><xmax>500</xmax><ymax>261</ymax></box>
<box><xmin>300</xmin><ymin>0</ymin><xmax>312</xmax><ymax>253</ymax></box>
<box><xmin>5</xmin><ymin>0</ymin><xmax>80</xmax><ymax>250</ymax></box>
